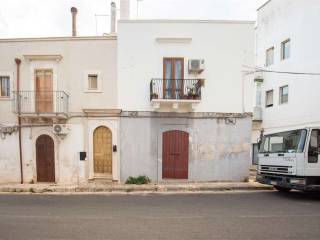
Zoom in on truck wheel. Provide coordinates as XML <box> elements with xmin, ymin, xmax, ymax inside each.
<box><xmin>274</xmin><ymin>186</ymin><xmax>292</xmax><ymax>192</ymax></box>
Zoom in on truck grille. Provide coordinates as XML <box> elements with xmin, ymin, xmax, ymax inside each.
<box><xmin>260</xmin><ymin>165</ymin><xmax>292</xmax><ymax>175</ymax></box>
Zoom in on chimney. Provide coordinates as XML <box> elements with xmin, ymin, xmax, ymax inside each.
<box><xmin>110</xmin><ymin>2</ymin><xmax>117</xmax><ymax>33</ymax></box>
<box><xmin>71</xmin><ymin>7</ymin><xmax>78</xmax><ymax>37</ymax></box>
<box><xmin>120</xmin><ymin>0</ymin><xmax>130</xmax><ymax>20</ymax></box>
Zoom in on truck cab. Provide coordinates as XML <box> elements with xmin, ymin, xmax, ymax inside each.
<box><xmin>257</xmin><ymin>128</ymin><xmax>320</xmax><ymax>192</ymax></box>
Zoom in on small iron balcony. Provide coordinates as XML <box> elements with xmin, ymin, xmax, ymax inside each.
<box><xmin>12</xmin><ymin>91</ymin><xmax>69</xmax><ymax>116</ymax></box>
<box><xmin>150</xmin><ymin>78</ymin><xmax>202</xmax><ymax>101</ymax></box>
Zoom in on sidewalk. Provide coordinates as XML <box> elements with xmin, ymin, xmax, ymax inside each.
<box><xmin>0</xmin><ymin>181</ymin><xmax>273</xmax><ymax>194</ymax></box>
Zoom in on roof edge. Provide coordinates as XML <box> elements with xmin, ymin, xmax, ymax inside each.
<box><xmin>118</xmin><ymin>19</ymin><xmax>255</xmax><ymax>24</ymax></box>
<box><xmin>257</xmin><ymin>0</ymin><xmax>272</xmax><ymax>11</ymax></box>
<box><xmin>0</xmin><ymin>35</ymin><xmax>117</xmax><ymax>43</ymax></box>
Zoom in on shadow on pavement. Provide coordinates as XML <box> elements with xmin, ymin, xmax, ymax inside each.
<box><xmin>270</xmin><ymin>190</ymin><xmax>320</xmax><ymax>201</ymax></box>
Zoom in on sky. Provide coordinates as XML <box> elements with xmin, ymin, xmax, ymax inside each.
<box><xmin>0</xmin><ymin>0</ymin><xmax>268</xmax><ymax>38</ymax></box>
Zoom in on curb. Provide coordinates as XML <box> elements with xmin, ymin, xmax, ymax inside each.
<box><xmin>0</xmin><ymin>184</ymin><xmax>274</xmax><ymax>194</ymax></box>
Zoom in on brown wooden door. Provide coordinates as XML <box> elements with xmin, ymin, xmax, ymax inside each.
<box><xmin>163</xmin><ymin>58</ymin><xmax>184</xmax><ymax>99</ymax></box>
<box><xmin>162</xmin><ymin>130</ymin><xmax>189</xmax><ymax>179</ymax></box>
<box><xmin>35</xmin><ymin>69</ymin><xmax>53</xmax><ymax>113</ymax></box>
<box><xmin>93</xmin><ymin>126</ymin><xmax>112</xmax><ymax>175</ymax></box>
<box><xmin>36</xmin><ymin>135</ymin><xmax>55</xmax><ymax>182</ymax></box>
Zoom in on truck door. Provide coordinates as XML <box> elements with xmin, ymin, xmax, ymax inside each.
<box><xmin>306</xmin><ymin>129</ymin><xmax>320</xmax><ymax>175</ymax></box>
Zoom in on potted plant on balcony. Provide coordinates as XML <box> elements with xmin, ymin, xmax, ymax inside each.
<box><xmin>151</xmin><ymin>93</ymin><xmax>159</xmax><ymax>99</ymax></box>
<box><xmin>187</xmin><ymin>87</ymin><xmax>199</xmax><ymax>100</ymax></box>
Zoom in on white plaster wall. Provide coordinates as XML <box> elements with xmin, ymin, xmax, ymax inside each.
<box><xmin>256</xmin><ymin>0</ymin><xmax>320</xmax><ymax>132</ymax></box>
<box><xmin>0</xmin><ymin>37</ymin><xmax>117</xmax><ymax>117</ymax></box>
<box><xmin>0</xmin><ymin>133</ymin><xmax>20</xmax><ymax>183</ymax></box>
<box><xmin>117</xmin><ymin>20</ymin><xmax>255</xmax><ymax>113</ymax></box>
<box><xmin>0</xmin><ymin>37</ymin><xmax>119</xmax><ymax>183</ymax></box>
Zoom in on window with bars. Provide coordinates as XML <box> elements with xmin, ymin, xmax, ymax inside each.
<box><xmin>0</xmin><ymin>76</ymin><xmax>10</xmax><ymax>97</ymax></box>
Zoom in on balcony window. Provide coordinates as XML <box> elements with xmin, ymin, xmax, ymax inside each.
<box><xmin>265</xmin><ymin>90</ymin><xmax>273</xmax><ymax>108</ymax></box>
<box><xmin>279</xmin><ymin>85</ymin><xmax>288</xmax><ymax>104</ymax></box>
<box><xmin>163</xmin><ymin>58</ymin><xmax>184</xmax><ymax>99</ymax></box>
<box><xmin>0</xmin><ymin>76</ymin><xmax>10</xmax><ymax>97</ymax></box>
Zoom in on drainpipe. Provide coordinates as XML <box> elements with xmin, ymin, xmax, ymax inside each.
<box><xmin>15</xmin><ymin>58</ymin><xmax>23</xmax><ymax>184</ymax></box>
<box><xmin>110</xmin><ymin>2</ymin><xmax>117</xmax><ymax>33</ymax></box>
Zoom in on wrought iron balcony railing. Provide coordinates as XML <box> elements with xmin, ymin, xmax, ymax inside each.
<box><xmin>150</xmin><ymin>78</ymin><xmax>202</xmax><ymax>101</ymax></box>
<box><xmin>12</xmin><ymin>91</ymin><xmax>69</xmax><ymax>115</ymax></box>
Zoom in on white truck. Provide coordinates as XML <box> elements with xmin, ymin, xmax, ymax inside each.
<box><xmin>257</xmin><ymin>127</ymin><xmax>320</xmax><ymax>192</ymax></box>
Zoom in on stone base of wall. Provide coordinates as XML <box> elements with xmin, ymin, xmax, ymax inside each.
<box><xmin>120</xmin><ymin>111</ymin><xmax>252</xmax><ymax>182</ymax></box>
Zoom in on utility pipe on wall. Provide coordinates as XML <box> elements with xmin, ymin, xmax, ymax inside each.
<box><xmin>71</xmin><ymin>7</ymin><xmax>78</xmax><ymax>37</ymax></box>
<box><xmin>15</xmin><ymin>58</ymin><xmax>23</xmax><ymax>184</ymax></box>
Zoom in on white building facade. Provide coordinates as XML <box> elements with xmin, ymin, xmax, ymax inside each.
<box><xmin>0</xmin><ymin>36</ymin><xmax>120</xmax><ymax>183</ymax></box>
<box><xmin>255</xmin><ymin>0</ymin><xmax>320</xmax><ymax>134</ymax></box>
<box><xmin>0</xmin><ymin>2</ymin><xmax>256</xmax><ymax>184</ymax></box>
<box><xmin>118</xmin><ymin>20</ymin><xmax>255</xmax><ymax>182</ymax></box>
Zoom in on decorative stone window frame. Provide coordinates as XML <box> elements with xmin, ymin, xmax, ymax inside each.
<box><xmin>25</xmin><ymin>57</ymin><xmax>59</xmax><ymax>113</ymax></box>
<box><xmin>84</xmin><ymin>71</ymin><xmax>103</xmax><ymax>93</ymax></box>
<box><xmin>0</xmin><ymin>71</ymin><xmax>14</xmax><ymax>100</ymax></box>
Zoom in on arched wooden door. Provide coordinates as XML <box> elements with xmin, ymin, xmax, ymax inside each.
<box><xmin>162</xmin><ymin>130</ymin><xmax>189</xmax><ymax>179</ymax></box>
<box><xmin>93</xmin><ymin>126</ymin><xmax>112</xmax><ymax>175</ymax></box>
<box><xmin>36</xmin><ymin>135</ymin><xmax>55</xmax><ymax>182</ymax></box>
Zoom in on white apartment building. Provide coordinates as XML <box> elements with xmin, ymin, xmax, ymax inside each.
<box><xmin>254</xmin><ymin>0</ymin><xmax>320</xmax><ymax>134</ymax></box>
<box><xmin>251</xmin><ymin>0</ymin><xmax>320</xmax><ymax>164</ymax></box>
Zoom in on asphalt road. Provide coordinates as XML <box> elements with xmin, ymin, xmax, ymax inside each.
<box><xmin>0</xmin><ymin>191</ymin><xmax>320</xmax><ymax>240</ymax></box>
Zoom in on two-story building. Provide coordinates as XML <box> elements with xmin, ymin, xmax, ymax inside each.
<box><xmin>117</xmin><ymin>19</ymin><xmax>255</xmax><ymax>182</ymax></box>
<box><xmin>0</xmin><ymin>34</ymin><xmax>120</xmax><ymax>184</ymax></box>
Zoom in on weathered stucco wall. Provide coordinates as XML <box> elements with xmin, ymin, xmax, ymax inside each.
<box><xmin>0</xmin><ymin>117</ymin><xmax>120</xmax><ymax>184</ymax></box>
<box><xmin>120</xmin><ymin>112</ymin><xmax>252</xmax><ymax>182</ymax></box>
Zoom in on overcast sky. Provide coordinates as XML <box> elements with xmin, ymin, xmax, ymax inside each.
<box><xmin>0</xmin><ymin>0</ymin><xmax>268</xmax><ymax>38</ymax></box>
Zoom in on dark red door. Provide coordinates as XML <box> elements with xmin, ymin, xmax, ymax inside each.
<box><xmin>162</xmin><ymin>130</ymin><xmax>189</xmax><ymax>179</ymax></box>
<box><xmin>36</xmin><ymin>135</ymin><xmax>55</xmax><ymax>182</ymax></box>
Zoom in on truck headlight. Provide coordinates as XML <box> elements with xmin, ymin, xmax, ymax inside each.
<box><xmin>290</xmin><ymin>178</ymin><xmax>305</xmax><ymax>185</ymax></box>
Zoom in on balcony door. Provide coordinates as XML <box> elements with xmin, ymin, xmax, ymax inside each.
<box><xmin>35</xmin><ymin>69</ymin><xmax>53</xmax><ymax>113</ymax></box>
<box><xmin>163</xmin><ymin>58</ymin><xmax>184</xmax><ymax>99</ymax></box>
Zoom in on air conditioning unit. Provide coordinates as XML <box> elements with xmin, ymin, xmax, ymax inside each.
<box><xmin>188</xmin><ymin>59</ymin><xmax>205</xmax><ymax>74</ymax></box>
<box><xmin>52</xmin><ymin>124</ymin><xmax>70</xmax><ymax>135</ymax></box>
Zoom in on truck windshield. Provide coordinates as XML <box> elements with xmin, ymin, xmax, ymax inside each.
<box><xmin>259</xmin><ymin>129</ymin><xmax>307</xmax><ymax>153</ymax></box>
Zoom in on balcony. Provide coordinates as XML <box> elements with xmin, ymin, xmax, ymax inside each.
<box><xmin>13</xmin><ymin>91</ymin><xmax>69</xmax><ymax>118</ymax></box>
<box><xmin>150</xmin><ymin>78</ymin><xmax>202</xmax><ymax>110</ymax></box>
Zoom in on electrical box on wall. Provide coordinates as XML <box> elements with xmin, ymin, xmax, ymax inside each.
<box><xmin>188</xmin><ymin>59</ymin><xmax>205</xmax><ymax>74</ymax></box>
<box><xmin>80</xmin><ymin>152</ymin><xmax>87</xmax><ymax>161</ymax></box>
